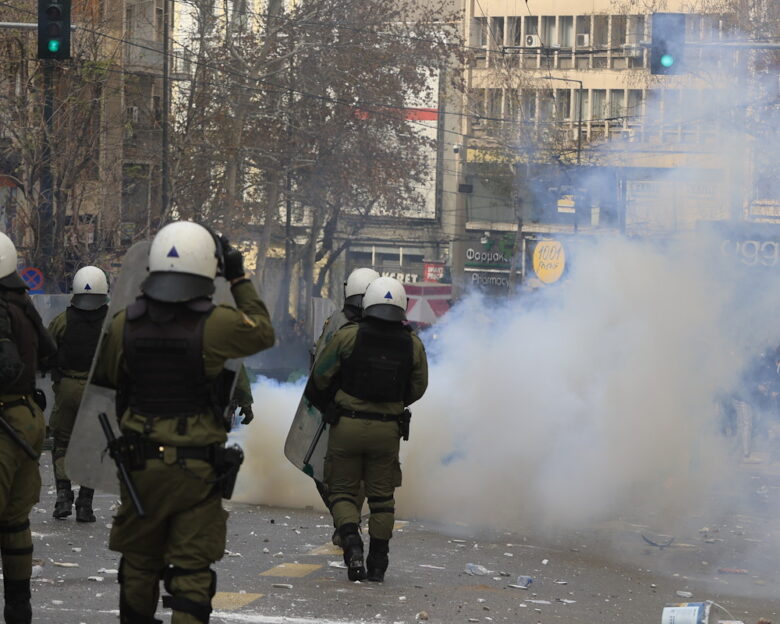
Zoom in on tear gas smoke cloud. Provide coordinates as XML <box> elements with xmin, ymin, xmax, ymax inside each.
<box><xmin>234</xmin><ymin>233</ymin><xmax>780</xmax><ymax>534</ymax></box>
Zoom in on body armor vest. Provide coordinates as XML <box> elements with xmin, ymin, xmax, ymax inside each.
<box><xmin>1</xmin><ymin>291</ymin><xmax>43</xmax><ymax>394</ymax></box>
<box><xmin>58</xmin><ymin>306</ymin><xmax>107</xmax><ymax>373</ymax></box>
<box><xmin>122</xmin><ymin>297</ymin><xmax>213</xmax><ymax>417</ymax></box>
<box><xmin>340</xmin><ymin>319</ymin><xmax>414</xmax><ymax>404</ymax></box>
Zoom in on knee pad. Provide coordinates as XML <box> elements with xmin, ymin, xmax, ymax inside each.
<box><xmin>162</xmin><ymin>565</ymin><xmax>215</xmax><ymax>624</ymax></box>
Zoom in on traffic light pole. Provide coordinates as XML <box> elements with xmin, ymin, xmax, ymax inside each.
<box><xmin>40</xmin><ymin>61</ymin><xmax>55</xmax><ymax>264</ymax></box>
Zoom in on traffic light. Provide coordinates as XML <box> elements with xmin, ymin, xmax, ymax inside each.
<box><xmin>37</xmin><ymin>0</ymin><xmax>71</xmax><ymax>60</ymax></box>
<box><xmin>650</xmin><ymin>13</ymin><xmax>685</xmax><ymax>75</ymax></box>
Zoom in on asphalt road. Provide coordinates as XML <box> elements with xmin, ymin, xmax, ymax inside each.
<box><xmin>23</xmin><ymin>452</ymin><xmax>780</xmax><ymax>624</ymax></box>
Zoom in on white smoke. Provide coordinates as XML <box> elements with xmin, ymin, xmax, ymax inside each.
<box><xmin>234</xmin><ymin>233</ymin><xmax>780</xmax><ymax>535</ymax></box>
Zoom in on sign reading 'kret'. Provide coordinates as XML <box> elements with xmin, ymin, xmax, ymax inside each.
<box><xmin>532</xmin><ymin>240</ymin><xmax>565</xmax><ymax>284</ymax></box>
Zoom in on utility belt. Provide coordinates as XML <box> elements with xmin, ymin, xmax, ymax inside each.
<box><xmin>0</xmin><ymin>391</ymin><xmax>47</xmax><ymax>413</ymax></box>
<box><xmin>110</xmin><ymin>434</ymin><xmax>244</xmax><ymax>498</ymax></box>
<box><xmin>324</xmin><ymin>406</ymin><xmax>412</xmax><ymax>441</ymax></box>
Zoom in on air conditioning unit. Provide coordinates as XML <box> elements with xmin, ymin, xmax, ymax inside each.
<box><xmin>576</xmin><ymin>33</ymin><xmax>590</xmax><ymax>47</ymax></box>
<box><xmin>525</xmin><ymin>34</ymin><xmax>541</xmax><ymax>48</ymax></box>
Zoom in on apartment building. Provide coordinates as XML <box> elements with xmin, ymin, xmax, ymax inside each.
<box><xmin>449</xmin><ymin>0</ymin><xmax>775</xmax><ymax>290</ymax></box>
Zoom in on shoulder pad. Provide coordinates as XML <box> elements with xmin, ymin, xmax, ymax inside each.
<box><xmin>126</xmin><ymin>297</ymin><xmax>147</xmax><ymax>321</ymax></box>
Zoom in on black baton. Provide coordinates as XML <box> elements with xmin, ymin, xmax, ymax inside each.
<box><xmin>98</xmin><ymin>413</ymin><xmax>146</xmax><ymax>518</ymax></box>
<box><xmin>0</xmin><ymin>414</ymin><xmax>39</xmax><ymax>461</ymax></box>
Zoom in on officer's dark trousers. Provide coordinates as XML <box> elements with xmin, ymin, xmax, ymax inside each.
<box><xmin>109</xmin><ymin>458</ymin><xmax>227</xmax><ymax>624</ymax></box>
<box><xmin>325</xmin><ymin>418</ymin><xmax>402</xmax><ymax>540</ymax></box>
<box><xmin>0</xmin><ymin>396</ymin><xmax>44</xmax><ymax>597</ymax></box>
<box><xmin>49</xmin><ymin>377</ymin><xmax>87</xmax><ymax>482</ymax></box>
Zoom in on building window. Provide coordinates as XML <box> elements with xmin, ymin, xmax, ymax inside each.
<box><xmin>556</xmin><ymin>89</ymin><xmax>572</xmax><ymax>120</ymax></box>
<box><xmin>156</xmin><ymin>4</ymin><xmax>164</xmax><ymax>43</ymax></box>
<box><xmin>591</xmin><ymin>90</ymin><xmax>607</xmax><ymax>120</ymax></box>
<box><xmin>541</xmin><ymin>16</ymin><xmax>556</xmax><ymax>46</ymax></box>
<box><xmin>125</xmin><ymin>5</ymin><xmax>134</xmax><ymax>39</ymax></box>
<box><xmin>559</xmin><ymin>16</ymin><xmax>574</xmax><ymax>48</ymax></box>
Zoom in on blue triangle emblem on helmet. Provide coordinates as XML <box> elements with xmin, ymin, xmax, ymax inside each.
<box><xmin>167</xmin><ymin>246</ymin><xmax>180</xmax><ymax>258</ymax></box>
<box><xmin>84</xmin><ymin>283</ymin><xmax>92</xmax><ymax>290</ymax></box>
<box><xmin>384</xmin><ymin>291</ymin><xmax>393</xmax><ymax>300</ymax></box>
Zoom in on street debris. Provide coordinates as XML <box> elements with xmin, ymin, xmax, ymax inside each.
<box><xmin>541</xmin><ymin>559</ymin><xmax>549</xmax><ymax>565</ymax></box>
<box><xmin>97</xmin><ymin>569</ymin><xmax>118</xmax><ymax>575</ymax></box>
<box><xmin>87</xmin><ymin>576</ymin><xmax>104</xmax><ymax>582</ymax></box>
<box><xmin>272</xmin><ymin>583</ymin><xmax>293</xmax><ymax>589</ymax></box>
<box><xmin>419</xmin><ymin>564</ymin><xmax>445</xmax><ymax>570</ymax></box>
<box><xmin>514</xmin><ymin>575</ymin><xmax>533</xmax><ymax>588</ymax></box>
<box><xmin>464</xmin><ymin>563</ymin><xmax>492</xmax><ymax>575</ymax></box>
<box><xmin>328</xmin><ymin>561</ymin><xmax>347</xmax><ymax>569</ymax></box>
<box><xmin>415</xmin><ymin>611</ymin><xmax>429</xmax><ymax>621</ymax></box>
<box><xmin>225</xmin><ymin>550</ymin><xmax>243</xmax><ymax>557</ymax></box>
<box><xmin>676</xmin><ymin>591</ymin><xmax>693</xmax><ymax>598</ymax></box>
<box><xmin>52</xmin><ymin>562</ymin><xmax>78</xmax><ymax>568</ymax></box>
<box><xmin>717</xmin><ymin>568</ymin><xmax>748</xmax><ymax>575</ymax></box>
<box><xmin>553</xmin><ymin>579</ymin><xmax>567</xmax><ymax>585</ymax></box>
<box><xmin>642</xmin><ymin>533</ymin><xmax>675</xmax><ymax>549</ymax></box>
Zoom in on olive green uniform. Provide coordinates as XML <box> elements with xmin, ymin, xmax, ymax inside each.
<box><xmin>310</xmin><ymin>323</ymin><xmax>427</xmax><ymax>540</ymax></box>
<box><xmin>47</xmin><ymin>311</ymin><xmax>89</xmax><ymax>483</ymax></box>
<box><xmin>92</xmin><ymin>280</ymin><xmax>274</xmax><ymax>624</ymax></box>
<box><xmin>0</xmin><ymin>287</ymin><xmax>56</xmax><ymax>622</ymax></box>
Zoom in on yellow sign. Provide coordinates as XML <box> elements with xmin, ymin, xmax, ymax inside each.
<box><xmin>532</xmin><ymin>240</ymin><xmax>565</xmax><ymax>284</ymax></box>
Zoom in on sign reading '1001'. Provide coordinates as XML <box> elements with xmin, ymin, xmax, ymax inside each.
<box><xmin>532</xmin><ymin>240</ymin><xmax>566</xmax><ymax>284</ymax></box>
<box><xmin>720</xmin><ymin>239</ymin><xmax>780</xmax><ymax>267</ymax></box>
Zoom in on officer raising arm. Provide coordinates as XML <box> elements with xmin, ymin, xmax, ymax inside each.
<box><xmin>305</xmin><ymin>276</ymin><xmax>428</xmax><ymax>583</ymax></box>
<box><xmin>92</xmin><ymin>222</ymin><xmax>274</xmax><ymax>624</ymax></box>
<box><xmin>0</xmin><ymin>232</ymin><xmax>57</xmax><ymax>624</ymax></box>
<box><xmin>48</xmin><ymin>266</ymin><xmax>110</xmax><ymax>522</ymax></box>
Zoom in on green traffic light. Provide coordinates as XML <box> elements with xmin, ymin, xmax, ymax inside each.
<box><xmin>47</xmin><ymin>39</ymin><xmax>61</xmax><ymax>53</ymax></box>
<box><xmin>661</xmin><ymin>53</ymin><xmax>675</xmax><ymax>67</ymax></box>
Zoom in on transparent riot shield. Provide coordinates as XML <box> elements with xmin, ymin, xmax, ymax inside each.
<box><xmin>65</xmin><ymin>241</ymin><xmax>151</xmax><ymax>493</ymax></box>
<box><xmin>30</xmin><ymin>294</ymin><xmax>70</xmax><ymax>424</ymax></box>
<box><xmin>283</xmin><ymin>308</ymin><xmax>348</xmax><ymax>481</ymax></box>
<box><xmin>65</xmin><ymin>249</ymin><xmax>244</xmax><ymax>493</ymax></box>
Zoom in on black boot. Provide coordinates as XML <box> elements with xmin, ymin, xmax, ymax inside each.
<box><xmin>53</xmin><ymin>480</ymin><xmax>73</xmax><ymax>519</ymax></box>
<box><xmin>338</xmin><ymin>523</ymin><xmax>366</xmax><ymax>581</ymax></box>
<box><xmin>3</xmin><ymin>578</ymin><xmax>31</xmax><ymax>624</ymax></box>
<box><xmin>75</xmin><ymin>487</ymin><xmax>96</xmax><ymax>523</ymax></box>
<box><xmin>366</xmin><ymin>537</ymin><xmax>389</xmax><ymax>582</ymax></box>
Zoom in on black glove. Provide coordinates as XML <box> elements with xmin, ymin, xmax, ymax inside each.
<box><xmin>239</xmin><ymin>405</ymin><xmax>254</xmax><ymax>425</ymax></box>
<box><xmin>219</xmin><ymin>236</ymin><xmax>245</xmax><ymax>281</ymax></box>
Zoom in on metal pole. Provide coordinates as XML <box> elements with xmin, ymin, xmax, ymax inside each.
<box><xmin>161</xmin><ymin>0</ymin><xmax>170</xmax><ymax>220</ymax></box>
<box><xmin>40</xmin><ymin>62</ymin><xmax>54</xmax><ymax>270</ymax></box>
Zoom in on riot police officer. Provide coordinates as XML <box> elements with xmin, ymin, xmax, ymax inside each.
<box><xmin>310</xmin><ymin>267</ymin><xmax>378</xmax><ymax>544</ymax></box>
<box><xmin>48</xmin><ymin>265</ymin><xmax>110</xmax><ymax>522</ymax></box>
<box><xmin>306</xmin><ymin>276</ymin><xmax>428</xmax><ymax>582</ymax></box>
<box><xmin>91</xmin><ymin>222</ymin><xmax>275</xmax><ymax>623</ymax></box>
<box><xmin>0</xmin><ymin>232</ymin><xmax>56</xmax><ymax>623</ymax></box>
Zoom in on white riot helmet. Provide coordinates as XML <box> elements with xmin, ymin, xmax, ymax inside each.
<box><xmin>362</xmin><ymin>276</ymin><xmax>407</xmax><ymax>322</ymax></box>
<box><xmin>142</xmin><ymin>221</ymin><xmax>221</xmax><ymax>302</ymax></box>
<box><xmin>0</xmin><ymin>232</ymin><xmax>26</xmax><ymax>290</ymax></box>
<box><xmin>71</xmin><ymin>266</ymin><xmax>109</xmax><ymax>310</ymax></box>
<box><xmin>344</xmin><ymin>267</ymin><xmax>380</xmax><ymax>308</ymax></box>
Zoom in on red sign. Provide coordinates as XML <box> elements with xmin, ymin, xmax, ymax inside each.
<box><xmin>423</xmin><ymin>262</ymin><xmax>445</xmax><ymax>282</ymax></box>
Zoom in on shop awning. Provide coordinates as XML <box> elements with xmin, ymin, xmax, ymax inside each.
<box><xmin>405</xmin><ymin>282</ymin><xmax>452</xmax><ymax>325</ymax></box>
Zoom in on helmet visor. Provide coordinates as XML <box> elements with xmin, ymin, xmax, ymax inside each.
<box><xmin>142</xmin><ymin>272</ymin><xmax>215</xmax><ymax>303</ymax></box>
<box><xmin>71</xmin><ymin>293</ymin><xmax>109</xmax><ymax>311</ymax></box>
<box><xmin>364</xmin><ymin>303</ymin><xmax>406</xmax><ymax>322</ymax></box>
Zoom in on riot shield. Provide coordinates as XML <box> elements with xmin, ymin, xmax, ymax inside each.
<box><xmin>65</xmin><ymin>241</ymin><xmax>151</xmax><ymax>493</ymax></box>
<box><xmin>283</xmin><ymin>308</ymin><xmax>348</xmax><ymax>481</ymax></box>
<box><xmin>30</xmin><ymin>294</ymin><xmax>70</xmax><ymax>424</ymax></box>
<box><xmin>65</xmin><ymin>247</ymin><xmax>244</xmax><ymax>493</ymax></box>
